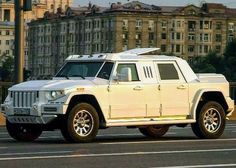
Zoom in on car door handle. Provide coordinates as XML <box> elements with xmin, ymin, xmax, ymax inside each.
<box><xmin>133</xmin><ymin>86</ymin><xmax>143</xmax><ymax>91</ymax></box>
<box><xmin>177</xmin><ymin>85</ymin><xmax>186</xmax><ymax>90</ymax></box>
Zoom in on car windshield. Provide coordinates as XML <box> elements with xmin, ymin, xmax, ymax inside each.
<box><xmin>55</xmin><ymin>62</ymin><xmax>104</xmax><ymax>78</ymax></box>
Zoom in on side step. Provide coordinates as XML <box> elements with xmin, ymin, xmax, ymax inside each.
<box><xmin>105</xmin><ymin>118</ymin><xmax>196</xmax><ymax>127</ymax></box>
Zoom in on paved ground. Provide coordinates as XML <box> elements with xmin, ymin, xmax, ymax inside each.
<box><xmin>0</xmin><ymin>121</ymin><xmax>236</xmax><ymax>168</ymax></box>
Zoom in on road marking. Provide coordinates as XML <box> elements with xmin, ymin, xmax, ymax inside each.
<box><xmin>153</xmin><ymin>163</ymin><xmax>236</xmax><ymax>168</ymax></box>
<box><xmin>0</xmin><ymin>147</ymin><xmax>7</xmax><ymax>149</ymax></box>
<box><xmin>0</xmin><ymin>148</ymin><xmax>235</xmax><ymax>161</ymax></box>
<box><xmin>101</xmin><ymin>138</ymin><xmax>236</xmax><ymax>145</ymax></box>
<box><xmin>0</xmin><ymin>150</ymin><xmax>72</xmax><ymax>156</ymax></box>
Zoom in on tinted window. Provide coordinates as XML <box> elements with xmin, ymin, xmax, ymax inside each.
<box><xmin>117</xmin><ymin>64</ymin><xmax>139</xmax><ymax>81</ymax></box>
<box><xmin>56</xmin><ymin>62</ymin><xmax>103</xmax><ymax>78</ymax></box>
<box><xmin>158</xmin><ymin>63</ymin><xmax>179</xmax><ymax>80</ymax></box>
<box><xmin>97</xmin><ymin>62</ymin><xmax>114</xmax><ymax>80</ymax></box>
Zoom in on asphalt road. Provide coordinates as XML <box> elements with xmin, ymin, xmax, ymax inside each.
<box><xmin>0</xmin><ymin>121</ymin><xmax>236</xmax><ymax>168</ymax></box>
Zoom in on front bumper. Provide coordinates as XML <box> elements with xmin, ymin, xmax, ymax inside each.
<box><xmin>1</xmin><ymin>103</ymin><xmax>68</xmax><ymax>124</ymax></box>
<box><xmin>7</xmin><ymin>115</ymin><xmax>57</xmax><ymax>124</ymax></box>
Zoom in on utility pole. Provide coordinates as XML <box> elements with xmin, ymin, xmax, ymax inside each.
<box><xmin>14</xmin><ymin>0</ymin><xmax>32</xmax><ymax>83</ymax></box>
<box><xmin>14</xmin><ymin>0</ymin><xmax>24</xmax><ymax>83</ymax></box>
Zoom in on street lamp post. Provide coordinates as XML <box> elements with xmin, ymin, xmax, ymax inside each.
<box><xmin>14</xmin><ymin>0</ymin><xmax>24</xmax><ymax>83</ymax></box>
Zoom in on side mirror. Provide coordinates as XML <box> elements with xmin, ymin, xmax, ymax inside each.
<box><xmin>118</xmin><ymin>67</ymin><xmax>132</xmax><ymax>82</ymax></box>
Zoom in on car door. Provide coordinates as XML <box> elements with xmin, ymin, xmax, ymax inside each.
<box><xmin>156</xmin><ymin>61</ymin><xmax>189</xmax><ymax>117</ymax></box>
<box><xmin>108</xmin><ymin>63</ymin><xmax>146</xmax><ymax>119</ymax></box>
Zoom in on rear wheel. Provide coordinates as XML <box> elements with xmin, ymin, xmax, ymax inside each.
<box><xmin>191</xmin><ymin>101</ymin><xmax>225</xmax><ymax>139</ymax></box>
<box><xmin>139</xmin><ymin>125</ymin><xmax>169</xmax><ymax>138</ymax></box>
<box><xmin>61</xmin><ymin>103</ymin><xmax>99</xmax><ymax>143</ymax></box>
<box><xmin>6</xmin><ymin>120</ymin><xmax>42</xmax><ymax>142</ymax></box>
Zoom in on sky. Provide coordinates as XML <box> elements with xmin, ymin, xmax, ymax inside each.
<box><xmin>73</xmin><ymin>0</ymin><xmax>236</xmax><ymax>8</ymax></box>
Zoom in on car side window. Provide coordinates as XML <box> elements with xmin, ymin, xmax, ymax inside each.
<box><xmin>157</xmin><ymin>63</ymin><xmax>179</xmax><ymax>80</ymax></box>
<box><xmin>97</xmin><ymin>62</ymin><xmax>114</xmax><ymax>80</ymax></box>
<box><xmin>117</xmin><ymin>63</ymin><xmax>139</xmax><ymax>81</ymax></box>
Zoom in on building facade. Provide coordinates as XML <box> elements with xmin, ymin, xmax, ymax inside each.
<box><xmin>0</xmin><ymin>21</ymin><xmax>14</xmax><ymax>65</ymax></box>
<box><xmin>27</xmin><ymin>1</ymin><xmax>236</xmax><ymax>79</ymax></box>
<box><xmin>0</xmin><ymin>0</ymin><xmax>73</xmax><ymax>69</ymax></box>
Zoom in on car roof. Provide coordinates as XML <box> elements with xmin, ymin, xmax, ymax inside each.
<box><xmin>65</xmin><ymin>48</ymin><xmax>182</xmax><ymax>62</ymax></box>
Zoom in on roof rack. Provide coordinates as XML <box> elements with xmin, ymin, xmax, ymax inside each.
<box><xmin>118</xmin><ymin>48</ymin><xmax>160</xmax><ymax>55</ymax></box>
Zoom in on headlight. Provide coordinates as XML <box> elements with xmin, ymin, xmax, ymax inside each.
<box><xmin>46</xmin><ymin>90</ymin><xmax>65</xmax><ymax>100</ymax></box>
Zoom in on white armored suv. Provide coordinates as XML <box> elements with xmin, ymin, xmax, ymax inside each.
<box><xmin>1</xmin><ymin>48</ymin><xmax>234</xmax><ymax>142</ymax></box>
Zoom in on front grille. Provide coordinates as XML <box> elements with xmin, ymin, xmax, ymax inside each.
<box><xmin>12</xmin><ymin>91</ymin><xmax>38</xmax><ymax>108</ymax></box>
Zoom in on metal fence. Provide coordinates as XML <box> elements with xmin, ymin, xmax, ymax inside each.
<box><xmin>0</xmin><ymin>82</ymin><xmax>236</xmax><ymax>104</ymax></box>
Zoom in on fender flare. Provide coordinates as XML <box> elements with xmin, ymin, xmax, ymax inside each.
<box><xmin>190</xmin><ymin>88</ymin><xmax>227</xmax><ymax>120</ymax></box>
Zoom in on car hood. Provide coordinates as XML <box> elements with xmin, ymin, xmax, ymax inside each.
<box><xmin>9</xmin><ymin>79</ymin><xmax>96</xmax><ymax>91</ymax></box>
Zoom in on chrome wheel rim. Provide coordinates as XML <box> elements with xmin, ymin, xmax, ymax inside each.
<box><xmin>203</xmin><ymin>108</ymin><xmax>221</xmax><ymax>133</ymax></box>
<box><xmin>73</xmin><ymin>110</ymin><xmax>93</xmax><ymax>137</ymax></box>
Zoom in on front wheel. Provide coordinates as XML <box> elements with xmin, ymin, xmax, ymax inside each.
<box><xmin>191</xmin><ymin>101</ymin><xmax>226</xmax><ymax>139</ymax></box>
<box><xmin>63</xmin><ymin>103</ymin><xmax>99</xmax><ymax>143</ymax></box>
<box><xmin>6</xmin><ymin>120</ymin><xmax>42</xmax><ymax>142</ymax></box>
<box><xmin>139</xmin><ymin>125</ymin><xmax>169</xmax><ymax>138</ymax></box>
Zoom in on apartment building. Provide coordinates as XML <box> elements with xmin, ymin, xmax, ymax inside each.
<box><xmin>0</xmin><ymin>0</ymin><xmax>73</xmax><ymax>69</ymax></box>
<box><xmin>0</xmin><ymin>21</ymin><xmax>14</xmax><ymax>64</ymax></box>
<box><xmin>27</xmin><ymin>1</ymin><xmax>236</xmax><ymax>79</ymax></box>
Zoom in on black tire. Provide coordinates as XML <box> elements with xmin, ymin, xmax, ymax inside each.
<box><xmin>62</xmin><ymin>103</ymin><xmax>99</xmax><ymax>143</ymax></box>
<box><xmin>191</xmin><ymin>101</ymin><xmax>226</xmax><ymax>139</ymax></box>
<box><xmin>139</xmin><ymin>125</ymin><xmax>169</xmax><ymax>138</ymax></box>
<box><xmin>6</xmin><ymin>120</ymin><xmax>42</xmax><ymax>142</ymax></box>
<box><xmin>60</xmin><ymin>118</ymin><xmax>74</xmax><ymax>142</ymax></box>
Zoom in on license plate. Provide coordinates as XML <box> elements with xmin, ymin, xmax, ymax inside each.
<box><xmin>14</xmin><ymin>108</ymin><xmax>30</xmax><ymax>115</ymax></box>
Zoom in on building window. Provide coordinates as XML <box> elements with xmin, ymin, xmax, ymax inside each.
<box><xmin>4</xmin><ymin>9</ymin><xmax>10</xmax><ymax>21</ymax></box>
<box><xmin>0</xmin><ymin>31</ymin><xmax>1</xmax><ymax>35</ymax></box>
<box><xmin>204</xmin><ymin>45</ymin><xmax>209</xmax><ymax>53</ymax></box>
<box><xmin>215</xmin><ymin>34</ymin><xmax>222</xmax><ymax>42</ymax></box>
<box><xmin>171</xmin><ymin>33</ymin><xmax>175</xmax><ymax>40</ymax></box>
<box><xmin>176</xmin><ymin>21</ymin><xmax>181</xmax><ymax>28</ymax></box>
<box><xmin>122</xmin><ymin>19</ymin><xmax>128</xmax><ymax>29</ymax></box>
<box><xmin>188</xmin><ymin>21</ymin><xmax>196</xmax><ymax>31</ymax></box>
<box><xmin>176</xmin><ymin>32</ymin><xmax>181</xmax><ymax>40</ymax></box>
<box><xmin>6</xmin><ymin>30</ymin><xmax>10</xmax><ymax>35</ymax></box>
<box><xmin>148</xmin><ymin>20</ymin><xmax>154</xmax><ymax>30</ymax></box>
<box><xmin>176</xmin><ymin>44</ymin><xmax>180</xmax><ymax>53</ymax></box>
<box><xmin>136</xmin><ymin>19</ymin><xmax>142</xmax><ymax>28</ymax></box>
<box><xmin>161</xmin><ymin>33</ymin><xmax>166</xmax><ymax>40</ymax></box>
<box><xmin>188</xmin><ymin>45</ymin><xmax>194</xmax><ymax>53</ymax></box>
<box><xmin>216</xmin><ymin>22</ymin><xmax>222</xmax><ymax>30</ymax></box>
<box><xmin>161</xmin><ymin>20</ymin><xmax>167</xmax><ymax>28</ymax></box>
<box><xmin>204</xmin><ymin>34</ymin><xmax>209</xmax><ymax>42</ymax></box>
<box><xmin>149</xmin><ymin>32</ymin><xmax>154</xmax><ymax>41</ymax></box>
<box><xmin>200</xmin><ymin>21</ymin><xmax>212</xmax><ymax>29</ymax></box>
<box><xmin>188</xmin><ymin>33</ymin><xmax>195</xmax><ymax>41</ymax></box>
<box><xmin>228</xmin><ymin>35</ymin><xmax>234</xmax><ymax>42</ymax></box>
<box><xmin>6</xmin><ymin>50</ymin><xmax>10</xmax><ymax>54</ymax></box>
<box><xmin>215</xmin><ymin>45</ymin><xmax>221</xmax><ymax>53</ymax></box>
<box><xmin>6</xmin><ymin>40</ymin><xmax>10</xmax><ymax>45</ymax></box>
<box><xmin>161</xmin><ymin>45</ymin><xmax>166</xmax><ymax>52</ymax></box>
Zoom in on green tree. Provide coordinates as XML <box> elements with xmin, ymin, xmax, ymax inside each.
<box><xmin>190</xmin><ymin>50</ymin><xmax>224</xmax><ymax>74</ymax></box>
<box><xmin>0</xmin><ymin>54</ymin><xmax>14</xmax><ymax>81</ymax></box>
<box><xmin>224</xmin><ymin>39</ymin><xmax>236</xmax><ymax>81</ymax></box>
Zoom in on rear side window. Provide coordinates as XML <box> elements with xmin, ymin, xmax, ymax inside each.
<box><xmin>157</xmin><ymin>63</ymin><xmax>179</xmax><ymax>80</ymax></box>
